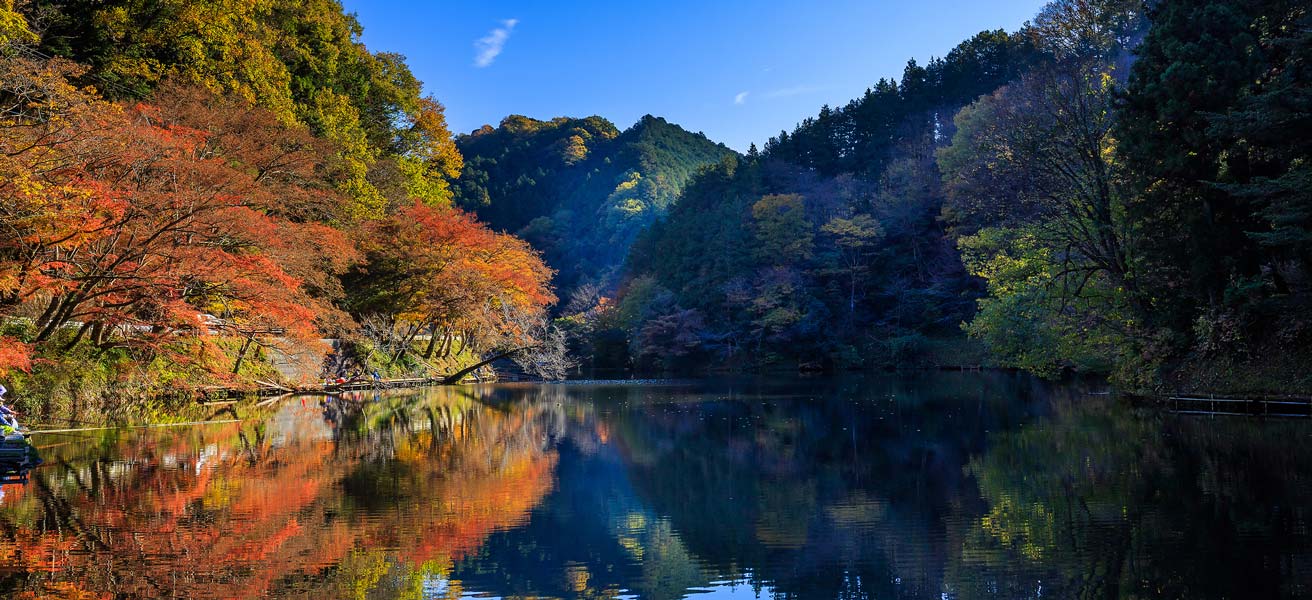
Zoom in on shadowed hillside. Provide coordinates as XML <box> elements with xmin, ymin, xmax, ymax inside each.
<box><xmin>455</xmin><ymin>114</ymin><xmax>737</xmax><ymax>294</ymax></box>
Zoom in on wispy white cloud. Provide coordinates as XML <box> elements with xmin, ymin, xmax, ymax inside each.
<box><xmin>474</xmin><ymin>19</ymin><xmax>518</xmax><ymax>68</ymax></box>
<box><xmin>763</xmin><ymin>85</ymin><xmax>824</xmax><ymax>98</ymax></box>
<box><xmin>734</xmin><ymin>91</ymin><xmax>749</xmax><ymax>105</ymax></box>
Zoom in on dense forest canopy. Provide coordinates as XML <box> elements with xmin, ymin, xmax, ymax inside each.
<box><xmin>16</xmin><ymin>0</ymin><xmax>464</xmax><ymax>219</ymax></box>
<box><xmin>594</xmin><ymin>21</ymin><xmax>1064</xmax><ymax>372</ymax></box>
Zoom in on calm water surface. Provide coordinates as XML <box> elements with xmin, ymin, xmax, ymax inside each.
<box><xmin>1</xmin><ymin>373</ymin><xmax>1310</xmax><ymax>599</ymax></box>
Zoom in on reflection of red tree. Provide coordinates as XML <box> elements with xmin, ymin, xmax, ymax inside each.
<box><xmin>397</xmin><ymin>454</ymin><xmax>557</xmax><ymax>567</ymax></box>
<box><xmin>11</xmin><ymin>581</ymin><xmax>111</xmax><ymax>600</ymax></box>
<box><xmin>0</xmin><ymin>400</ymin><xmax>558</xmax><ymax>598</ymax></box>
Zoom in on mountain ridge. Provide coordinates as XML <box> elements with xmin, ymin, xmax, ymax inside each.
<box><xmin>454</xmin><ymin>112</ymin><xmax>737</xmax><ymax>294</ymax></box>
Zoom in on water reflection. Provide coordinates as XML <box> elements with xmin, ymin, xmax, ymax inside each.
<box><xmin>0</xmin><ymin>392</ymin><xmax>559</xmax><ymax>598</ymax></box>
<box><xmin>451</xmin><ymin>375</ymin><xmax>1054</xmax><ymax>599</ymax></box>
<box><xmin>957</xmin><ymin>399</ymin><xmax>1312</xmax><ymax>599</ymax></box>
<box><xmin>0</xmin><ymin>373</ymin><xmax>1308</xmax><ymax>599</ymax></box>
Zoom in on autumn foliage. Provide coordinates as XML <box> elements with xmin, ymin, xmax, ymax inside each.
<box><xmin>0</xmin><ymin>25</ymin><xmax>554</xmax><ymax>402</ymax></box>
<box><xmin>1</xmin><ymin>57</ymin><xmax>339</xmax><ymax>377</ymax></box>
<box><xmin>352</xmin><ymin>203</ymin><xmax>555</xmax><ymax>363</ymax></box>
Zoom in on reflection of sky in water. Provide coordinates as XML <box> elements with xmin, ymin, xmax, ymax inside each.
<box><xmin>691</xmin><ymin>580</ymin><xmax>785</xmax><ymax>598</ymax></box>
<box><xmin>442</xmin><ymin>581</ymin><xmax>775</xmax><ymax>599</ymax></box>
<box><xmin>0</xmin><ymin>375</ymin><xmax>1309</xmax><ymax>599</ymax></box>
<box><xmin>267</xmin><ymin>395</ymin><xmax>336</xmax><ymax>446</ymax></box>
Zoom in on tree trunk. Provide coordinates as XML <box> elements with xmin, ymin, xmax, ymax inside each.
<box><xmin>442</xmin><ymin>346</ymin><xmax>536</xmax><ymax>385</ymax></box>
<box><xmin>60</xmin><ymin>321</ymin><xmax>94</xmax><ymax>353</ymax></box>
<box><xmin>233</xmin><ymin>335</ymin><xmax>255</xmax><ymax>374</ymax></box>
<box><xmin>34</xmin><ymin>295</ymin><xmax>61</xmax><ymax>329</ymax></box>
<box><xmin>423</xmin><ymin>325</ymin><xmax>440</xmax><ymax>359</ymax></box>
<box><xmin>36</xmin><ymin>292</ymin><xmax>83</xmax><ymax>342</ymax></box>
<box><xmin>849</xmin><ymin>267</ymin><xmax>856</xmax><ymax>317</ymax></box>
<box><xmin>391</xmin><ymin>323</ymin><xmax>423</xmax><ymax>365</ymax></box>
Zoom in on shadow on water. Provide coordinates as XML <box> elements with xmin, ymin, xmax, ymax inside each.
<box><xmin>0</xmin><ymin>373</ymin><xmax>1309</xmax><ymax>598</ymax></box>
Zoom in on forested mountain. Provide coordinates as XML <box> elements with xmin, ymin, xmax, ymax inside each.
<box><xmin>603</xmin><ymin>27</ymin><xmax>1049</xmax><ymax>371</ymax></box>
<box><xmin>619</xmin><ymin>155</ymin><xmax>975</xmax><ymax>370</ymax></box>
<box><xmin>592</xmin><ymin>0</ymin><xmax>1312</xmax><ymax>392</ymax></box>
<box><xmin>455</xmin><ymin>114</ymin><xmax>736</xmax><ymax>293</ymax></box>
<box><xmin>763</xmin><ymin>29</ymin><xmax>1040</xmax><ymax>180</ymax></box>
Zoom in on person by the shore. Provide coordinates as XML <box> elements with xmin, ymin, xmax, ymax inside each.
<box><xmin>0</xmin><ymin>385</ymin><xmax>19</xmax><ymax>432</ymax></box>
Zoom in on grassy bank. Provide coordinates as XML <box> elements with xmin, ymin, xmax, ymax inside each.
<box><xmin>0</xmin><ymin>325</ymin><xmax>488</xmax><ymax>425</ymax></box>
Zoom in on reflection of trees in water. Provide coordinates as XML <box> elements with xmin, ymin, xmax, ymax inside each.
<box><xmin>597</xmin><ymin>373</ymin><xmax>1052</xmax><ymax>599</ymax></box>
<box><xmin>3</xmin><ymin>378</ymin><xmax>1307</xmax><ymax>599</ymax></box>
<box><xmin>452</xmin><ymin>373</ymin><xmax>1057</xmax><ymax>599</ymax></box>
<box><xmin>445</xmin><ymin>383</ymin><xmax>733</xmax><ymax>599</ymax></box>
<box><xmin>952</xmin><ymin>397</ymin><xmax>1312</xmax><ymax>599</ymax></box>
<box><xmin>453</xmin><ymin>375</ymin><xmax>1312</xmax><ymax>600</ymax></box>
<box><xmin>0</xmin><ymin>389</ymin><xmax>561</xmax><ymax>599</ymax></box>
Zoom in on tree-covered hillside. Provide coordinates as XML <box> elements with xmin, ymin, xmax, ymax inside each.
<box><xmin>595</xmin><ymin>0</ymin><xmax>1312</xmax><ymax>393</ymax></box>
<box><xmin>5</xmin><ymin>0</ymin><xmax>1308</xmax><ymax>396</ymax></box>
<box><xmin>619</xmin><ymin>154</ymin><xmax>978</xmax><ymax>371</ymax></box>
<box><xmin>455</xmin><ymin>114</ymin><xmax>737</xmax><ymax>293</ymax></box>
<box><xmin>763</xmin><ymin>28</ymin><xmax>1040</xmax><ymax>180</ymax></box>
<box><xmin>602</xmin><ymin>27</ymin><xmax>1049</xmax><ymax>372</ymax></box>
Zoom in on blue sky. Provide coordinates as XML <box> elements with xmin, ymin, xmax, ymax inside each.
<box><xmin>339</xmin><ymin>0</ymin><xmax>1049</xmax><ymax>151</ymax></box>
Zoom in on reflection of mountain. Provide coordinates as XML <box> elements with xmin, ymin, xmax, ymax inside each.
<box><xmin>0</xmin><ymin>389</ymin><xmax>560</xmax><ymax>598</ymax></box>
<box><xmin>453</xmin><ymin>375</ymin><xmax>1312</xmax><ymax>600</ymax></box>
<box><xmin>602</xmin><ymin>374</ymin><xmax>1051</xmax><ymax>599</ymax></box>
<box><xmin>451</xmin><ymin>373</ymin><xmax>1054</xmax><ymax>599</ymax></box>
<box><xmin>2</xmin><ymin>377</ymin><xmax>1310</xmax><ymax>599</ymax></box>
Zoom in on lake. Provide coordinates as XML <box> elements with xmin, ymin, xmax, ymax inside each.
<box><xmin>1</xmin><ymin>373</ymin><xmax>1309</xmax><ymax>599</ymax></box>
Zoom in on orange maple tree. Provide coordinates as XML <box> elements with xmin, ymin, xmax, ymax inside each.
<box><xmin>1</xmin><ymin>54</ymin><xmax>358</xmax><ymax>377</ymax></box>
<box><xmin>353</xmin><ymin>202</ymin><xmax>556</xmax><ymax>363</ymax></box>
<box><xmin>1</xmin><ymin>32</ymin><xmax>558</xmax><ymax>388</ymax></box>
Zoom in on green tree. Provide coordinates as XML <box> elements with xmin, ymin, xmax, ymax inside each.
<box><xmin>1117</xmin><ymin>0</ymin><xmax>1312</xmax><ymax>375</ymax></box>
<box><xmin>751</xmin><ymin>194</ymin><xmax>813</xmax><ymax>266</ymax></box>
<box><xmin>820</xmin><ymin>214</ymin><xmax>881</xmax><ymax>317</ymax></box>
<box><xmin>0</xmin><ymin>0</ymin><xmax>35</xmax><ymax>45</ymax></box>
<box><xmin>938</xmin><ymin>0</ymin><xmax>1146</xmax><ymax>377</ymax></box>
